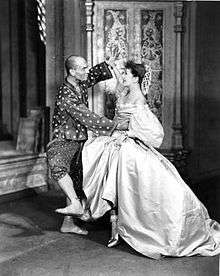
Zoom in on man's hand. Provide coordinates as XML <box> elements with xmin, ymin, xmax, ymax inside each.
<box><xmin>116</xmin><ymin>120</ymin><xmax>129</xmax><ymax>131</ymax></box>
<box><xmin>105</xmin><ymin>56</ymin><xmax>116</xmax><ymax>69</ymax></box>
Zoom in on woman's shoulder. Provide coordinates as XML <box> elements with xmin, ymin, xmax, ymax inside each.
<box><xmin>117</xmin><ymin>101</ymin><xmax>147</xmax><ymax>109</ymax></box>
<box><xmin>128</xmin><ymin>97</ymin><xmax>148</xmax><ymax>111</ymax></box>
<box><xmin>134</xmin><ymin>98</ymin><xmax>147</xmax><ymax>106</ymax></box>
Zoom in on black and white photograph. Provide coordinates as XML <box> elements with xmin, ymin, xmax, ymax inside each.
<box><xmin>0</xmin><ymin>0</ymin><xmax>219</xmax><ymax>275</ymax></box>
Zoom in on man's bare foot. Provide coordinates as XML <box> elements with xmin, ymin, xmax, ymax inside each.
<box><xmin>60</xmin><ymin>216</ymin><xmax>88</xmax><ymax>235</ymax></box>
<box><xmin>55</xmin><ymin>200</ymin><xmax>84</xmax><ymax>216</ymax></box>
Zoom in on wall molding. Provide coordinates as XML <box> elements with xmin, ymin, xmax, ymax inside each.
<box><xmin>0</xmin><ymin>153</ymin><xmax>47</xmax><ymax>196</ymax></box>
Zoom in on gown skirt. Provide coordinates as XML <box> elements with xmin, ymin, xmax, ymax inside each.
<box><xmin>82</xmin><ymin>103</ymin><xmax>220</xmax><ymax>259</ymax></box>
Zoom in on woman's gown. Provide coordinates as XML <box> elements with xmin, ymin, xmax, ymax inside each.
<box><xmin>82</xmin><ymin>103</ymin><xmax>220</xmax><ymax>259</ymax></box>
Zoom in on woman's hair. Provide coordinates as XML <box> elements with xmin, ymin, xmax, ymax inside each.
<box><xmin>124</xmin><ymin>60</ymin><xmax>146</xmax><ymax>87</ymax></box>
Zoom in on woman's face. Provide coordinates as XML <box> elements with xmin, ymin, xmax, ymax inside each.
<box><xmin>122</xmin><ymin>68</ymin><xmax>137</xmax><ymax>87</ymax></box>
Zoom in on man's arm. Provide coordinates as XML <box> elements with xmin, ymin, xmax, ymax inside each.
<box><xmin>62</xmin><ymin>93</ymin><xmax>118</xmax><ymax>136</ymax></box>
<box><xmin>84</xmin><ymin>62</ymin><xmax>113</xmax><ymax>88</ymax></box>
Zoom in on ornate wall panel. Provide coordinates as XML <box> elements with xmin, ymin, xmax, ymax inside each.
<box><xmin>92</xmin><ymin>2</ymin><xmax>133</xmax><ymax>117</ymax></box>
<box><xmin>103</xmin><ymin>9</ymin><xmax>129</xmax><ymax>119</ymax></box>
<box><xmin>97</xmin><ymin>7</ymin><xmax>164</xmax><ymax>120</ymax></box>
<box><xmin>104</xmin><ymin>10</ymin><xmax>129</xmax><ymax>60</ymax></box>
<box><xmin>140</xmin><ymin>10</ymin><xmax>163</xmax><ymax>120</ymax></box>
<box><xmin>91</xmin><ymin>1</ymin><xmax>184</xmax><ymax>157</ymax></box>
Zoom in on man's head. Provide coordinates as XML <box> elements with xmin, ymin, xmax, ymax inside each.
<box><xmin>65</xmin><ymin>55</ymin><xmax>89</xmax><ymax>81</ymax></box>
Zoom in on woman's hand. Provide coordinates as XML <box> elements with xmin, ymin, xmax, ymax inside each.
<box><xmin>116</xmin><ymin>119</ymin><xmax>129</xmax><ymax>131</ymax></box>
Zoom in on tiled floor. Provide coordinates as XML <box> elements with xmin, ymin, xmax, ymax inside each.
<box><xmin>0</xmin><ymin>191</ymin><xmax>219</xmax><ymax>276</ymax></box>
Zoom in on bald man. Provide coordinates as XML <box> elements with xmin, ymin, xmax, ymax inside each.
<box><xmin>47</xmin><ymin>55</ymin><xmax>128</xmax><ymax>235</ymax></box>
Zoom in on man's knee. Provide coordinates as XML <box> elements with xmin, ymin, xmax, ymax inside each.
<box><xmin>50</xmin><ymin>166</ymin><xmax>68</xmax><ymax>182</ymax></box>
<box><xmin>47</xmin><ymin>153</ymin><xmax>70</xmax><ymax>182</ymax></box>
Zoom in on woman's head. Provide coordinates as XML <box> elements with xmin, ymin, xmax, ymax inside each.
<box><xmin>123</xmin><ymin>61</ymin><xmax>146</xmax><ymax>87</ymax></box>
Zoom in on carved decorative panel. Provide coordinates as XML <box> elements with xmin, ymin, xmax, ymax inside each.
<box><xmin>102</xmin><ymin>9</ymin><xmax>164</xmax><ymax>120</ymax></box>
<box><xmin>104</xmin><ymin>10</ymin><xmax>129</xmax><ymax>60</ymax></box>
<box><xmin>92</xmin><ymin>3</ymin><xmax>133</xmax><ymax>117</ymax></box>
<box><xmin>141</xmin><ymin>10</ymin><xmax>163</xmax><ymax>120</ymax></box>
<box><xmin>103</xmin><ymin>9</ymin><xmax>129</xmax><ymax>119</ymax></box>
<box><xmin>91</xmin><ymin>1</ymin><xmax>184</xmax><ymax>153</ymax></box>
<box><xmin>0</xmin><ymin>154</ymin><xmax>47</xmax><ymax>195</ymax></box>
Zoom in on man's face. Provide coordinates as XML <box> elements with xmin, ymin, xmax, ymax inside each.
<box><xmin>70</xmin><ymin>58</ymin><xmax>89</xmax><ymax>81</ymax></box>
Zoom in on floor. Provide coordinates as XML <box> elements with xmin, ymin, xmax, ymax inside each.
<box><xmin>0</xmin><ymin>190</ymin><xmax>219</xmax><ymax>276</ymax></box>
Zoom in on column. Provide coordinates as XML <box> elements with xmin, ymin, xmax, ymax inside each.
<box><xmin>85</xmin><ymin>0</ymin><xmax>94</xmax><ymax>110</ymax></box>
<box><xmin>172</xmin><ymin>2</ymin><xmax>184</xmax><ymax>150</ymax></box>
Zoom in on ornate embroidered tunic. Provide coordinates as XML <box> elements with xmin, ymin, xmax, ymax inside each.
<box><xmin>47</xmin><ymin>62</ymin><xmax>116</xmax><ymax>191</ymax></box>
<box><xmin>52</xmin><ymin>62</ymin><xmax>117</xmax><ymax>141</ymax></box>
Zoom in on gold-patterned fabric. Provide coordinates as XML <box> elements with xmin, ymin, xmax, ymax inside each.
<box><xmin>46</xmin><ymin>140</ymin><xmax>81</xmax><ymax>179</ymax></box>
<box><xmin>52</xmin><ymin>62</ymin><xmax>117</xmax><ymax>141</ymax></box>
<box><xmin>47</xmin><ymin>62</ymin><xmax>116</xmax><ymax>191</ymax></box>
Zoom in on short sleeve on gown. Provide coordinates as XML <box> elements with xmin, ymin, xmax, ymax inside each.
<box><xmin>127</xmin><ymin>104</ymin><xmax>164</xmax><ymax>148</ymax></box>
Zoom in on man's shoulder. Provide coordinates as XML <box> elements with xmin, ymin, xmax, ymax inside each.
<box><xmin>62</xmin><ymin>82</ymin><xmax>75</xmax><ymax>92</ymax></box>
<box><xmin>58</xmin><ymin>82</ymin><xmax>80</xmax><ymax>97</ymax></box>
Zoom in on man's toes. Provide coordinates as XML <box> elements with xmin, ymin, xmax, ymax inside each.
<box><xmin>60</xmin><ymin>226</ymin><xmax>88</xmax><ymax>235</ymax></box>
<box><xmin>55</xmin><ymin>205</ymin><xmax>84</xmax><ymax>216</ymax></box>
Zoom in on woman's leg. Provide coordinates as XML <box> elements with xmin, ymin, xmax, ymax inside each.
<box><xmin>107</xmin><ymin>209</ymin><xmax>120</xmax><ymax>248</ymax></box>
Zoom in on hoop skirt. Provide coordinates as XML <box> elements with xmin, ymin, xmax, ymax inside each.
<box><xmin>82</xmin><ymin>103</ymin><xmax>220</xmax><ymax>259</ymax></box>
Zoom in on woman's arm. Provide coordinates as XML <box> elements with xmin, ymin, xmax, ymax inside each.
<box><xmin>128</xmin><ymin>105</ymin><xmax>164</xmax><ymax>148</ymax></box>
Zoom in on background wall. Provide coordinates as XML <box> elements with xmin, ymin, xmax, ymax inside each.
<box><xmin>0</xmin><ymin>0</ymin><xmax>47</xmax><ymax>199</ymax></box>
<box><xmin>184</xmin><ymin>2</ymin><xmax>220</xmax><ymax>182</ymax></box>
<box><xmin>0</xmin><ymin>0</ymin><xmax>45</xmax><ymax>144</ymax></box>
<box><xmin>181</xmin><ymin>2</ymin><xmax>220</xmax><ymax>221</ymax></box>
<box><xmin>195</xmin><ymin>2</ymin><xmax>220</xmax><ymax>179</ymax></box>
<box><xmin>46</xmin><ymin>0</ymin><xmax>86</xmax><ymax>123</ymax></box>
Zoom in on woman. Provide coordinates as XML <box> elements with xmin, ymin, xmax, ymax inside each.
<box><xmin>82</xmin><ymin>61</ymin><xmax>220</xmax><ymax>259</ymax></box>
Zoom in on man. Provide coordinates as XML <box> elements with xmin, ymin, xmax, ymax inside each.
<box><xmin>47</xmin><ymin>55</ymin><xmax>128</xmax><ymax>235</ymax></box>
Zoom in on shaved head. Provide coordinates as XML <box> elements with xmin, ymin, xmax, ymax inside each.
<box><xmin>65</xmin><ymin>55</ymin><xmax>86</xmax><ymax>74</ymax></box>
<box><xmin>65</xmin><ymin>55</ymin><xmax>89</xmax><ymax>81</ymax></box>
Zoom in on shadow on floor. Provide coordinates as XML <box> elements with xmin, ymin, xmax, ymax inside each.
<box><xmin>190</xmin><ymin>175</ymin><xmax>220</xmax><ymax>222</ymax></box>
<box><xmin>0</xmin><ymin>189</ymin><xmax>219</xmax><ymax>276</ymax></box>
<box><xmin>0</xmin><ymin>189</ymin><xmax>112</xmax><ymax>235</ymax></box>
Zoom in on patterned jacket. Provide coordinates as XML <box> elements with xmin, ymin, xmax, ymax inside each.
<box><xmin>52</xmin><ymin>62</ymin><xmax>117</xmax><ymax>141</ymax></box>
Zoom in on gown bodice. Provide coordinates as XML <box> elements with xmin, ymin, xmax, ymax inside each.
<box><xmin>114</xmin><ymin>103</ymin><xmax>145</xmax><ymax>122</ymax></box>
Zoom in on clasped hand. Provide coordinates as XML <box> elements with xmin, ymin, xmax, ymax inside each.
<box><xmin>105</xmin><ymin>56</ymin><xmax>116</xmax><ymax>69</ymax></box>
<box><xmin>116</xmin><ymin>119</ymin><xmax>129</xmax><ymax>131</ymax></box>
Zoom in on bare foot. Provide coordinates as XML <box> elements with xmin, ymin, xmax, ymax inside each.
<box><xmin>55</xmin><ymin>200</ymin><xmax>84</xmax><ymax>216</ymax></box>
<box><xmin>60</xmin><ymin>216</ymin><xmax>88</xmax><ymax>235</ymax></box>
<box><xmin>61</xmin><ymin>224</ymin><xmax>88</xmax><ymax>235</ymax></box>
